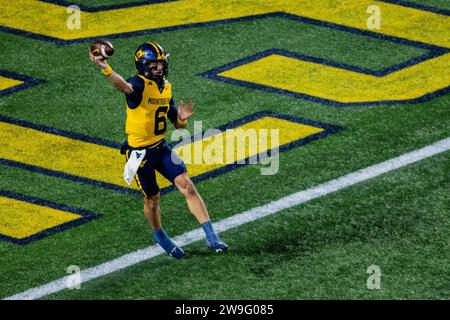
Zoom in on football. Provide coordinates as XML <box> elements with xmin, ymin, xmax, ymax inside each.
<box><xmin>90</xmin><ymin>39</ymin><xmax>115</xmax><ymax>59</ymax></box>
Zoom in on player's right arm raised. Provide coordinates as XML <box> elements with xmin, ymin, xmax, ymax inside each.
<box><xmin>89</xmin><ymin>51</ymin><xmax>133</xmax><ymax>95</ymax></box>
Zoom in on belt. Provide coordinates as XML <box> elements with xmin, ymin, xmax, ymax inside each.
<box><xmin>120</xmin><ymin>139</ymin><xmax>164</xmax><ymax>154</ymax></box>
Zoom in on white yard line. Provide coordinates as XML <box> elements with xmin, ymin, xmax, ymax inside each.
<box><xmin>5</xmin><ymin>137</ymin><xmax>450</xmax><ymax>300</ymax></box>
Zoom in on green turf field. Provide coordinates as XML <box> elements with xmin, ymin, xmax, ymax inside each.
<box><xmin>0</xmin><ymin>0</ymin><xmax>449</xmax><ymax>300</ymax></box>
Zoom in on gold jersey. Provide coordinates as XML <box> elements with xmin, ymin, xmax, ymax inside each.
<box><xmin>125</xmin><ymin>75</ymin><xmax>172</xmax><ymax>148</ymax></box>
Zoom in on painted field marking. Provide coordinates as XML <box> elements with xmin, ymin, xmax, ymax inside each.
<box><xmin>0</xmin><ymin>0</ymin><xmax>448</xmax><ymax>49</ymax></box>
<box><xmin>176</xmin><ymin>115</ymin><xmax>325</xmax><ymax>177</ymax></box>
<box><xmin>0</xmin><ymin>76</ymin><xmax>23</xmax><ymax>91</ymax></box>
<box><xmin>0</xmin><ymin>112</ymin><xmax>341</xmax><ymax>194</ymax></box>
<box><xmin>4</xmin><ymin>136</ymin><xmax>449</xmax><ymax>299</ymax></box>
<box><xmin>0</xmin><ymin>69</ymin><xmax>43</xmax><ymax>97</ymax></box>
<box><xmin>2</xmin><ymin>1</ymin><xmax>448</xmax><ymax>105</ymax></box>
<box><xmin>0</xmin><ymin>190</ymin><xmax>101</xmax><ymax>244</ymax></box>
<box><xmin>206</xmin><ymin>49</ymin><xmax>450</xmax><ymax>105</ymax></box>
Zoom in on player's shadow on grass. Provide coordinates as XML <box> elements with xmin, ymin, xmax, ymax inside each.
<box><xmin>182</xmin><ymin>247</ymin><xmax>227</xmax><ymax>258</ymax></box>
<box><xmin>205</xmin><ymin>208</ymin><xmax>422</xmax><ymax>278</ymax></box>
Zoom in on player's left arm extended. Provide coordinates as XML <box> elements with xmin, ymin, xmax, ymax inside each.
<box><xmin>168</xmin><ymin>99</ymin><xmax>193</xmax><ymax>129</ymax></box>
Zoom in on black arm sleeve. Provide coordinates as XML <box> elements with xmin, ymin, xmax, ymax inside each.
<box><xmin>167</xmin><ymin>98</ymin><xmax>178</xmax><ymax>124</ymax></box>
<box><xmin>125</xmin><ymin>76</ymin><xmax>145</xmax><ymax>109</ymax></box>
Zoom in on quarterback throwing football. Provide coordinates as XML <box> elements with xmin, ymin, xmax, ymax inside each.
<box><xmin>89</xmin><ymin>41</ymin><xmax>228</xmax><ymax>258</ymax></box>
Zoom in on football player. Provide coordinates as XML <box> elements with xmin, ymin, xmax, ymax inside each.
<box><xmin>89</xmin><ymin>41</ymin><xmax>228</xmax><ymax>258</ymax></box>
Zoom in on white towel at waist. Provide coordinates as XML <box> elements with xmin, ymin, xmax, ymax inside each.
<box><xmin>123</xmin><ymin>149</ymin><xmax>146</xmax><ymax>185</ymax></box>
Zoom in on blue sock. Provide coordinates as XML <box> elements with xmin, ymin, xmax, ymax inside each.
<box><xmin>153</xmin><ymin>228</ymin><xmax>176</xmax><ymax>252</ymax></box>
<box><xmin>201</xmin><ymin>220</ymin><xmax>220</xmax><ymax>244</ymax></box>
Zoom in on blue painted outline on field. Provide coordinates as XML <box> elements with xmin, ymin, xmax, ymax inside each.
<box><xmin>0</xmin><ymin>5</ymin><xmax>447</xmax><ymax>105</ymax></box>
<box><xmin>200</xmin><ymin>48</ymin><xmax>445</xmax><ymax>79</ymax></box>
<box><xmin>39</xmin><ymin>0</ymin><xmax>178</xmax><ymax>12</ymax></box>
<box><xmin>199</xmin><ymin>47</ymin><xmax>450</xmax><ymax>107</ymax></box>
<box><xmin>0</xmin><ymin>158</ymin><xmax>138</xmax><ymax>195</ymax></box>
<box><xmin>377</xmin><ymin>0</ymin><xmax>450</xmax><ymax>16</ymax></box>
<box><xmin>39</xmin><ymin>0</ymin><xmax>449</xmax><ymax>16</ymax></box>
<box><xmin>0</xmin><ymin>189</ymin><xmax>101</xmax><ymax>244</ymax></box>
<box><xmin>0</xmin><ymin>2</ymin><xmax>447</xmax><ymax>45</ymax></box>
<box><xmin>165</xmin><ymin>110</ymin><xmax>344</xmax><ymax>195</ymax></box>
<box><xmin>0</xmin><ymin>13</ymin><xmax>283</xmax><ymax>45</ymax></box>
<box><xmin>0</xmin><ymin>115</ymin><xmax>121</xmax><ymax>149</ymax></box>
<box><xmin>0</xmin><ymin>69</ymin><xmax>44</xmax><ymax>97</ymax></box>
<box><xmin>0</xmin><ymin>112</ymin><xmax>344</xmax><ymax>197</ymax></box>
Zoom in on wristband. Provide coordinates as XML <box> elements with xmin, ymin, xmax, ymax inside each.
<box><xmin>101</xmin><ymin>64</ymin><xmax>113</xmax><ymax>76</ymax></box>
<box><xmin>177</xmin><ymin>116</ymin><xmax>188</xmax><ymax>126</ymax></box>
